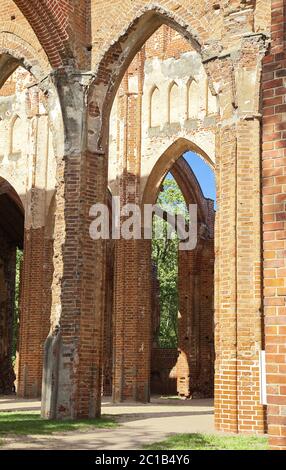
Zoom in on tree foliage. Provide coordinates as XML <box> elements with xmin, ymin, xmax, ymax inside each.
<box><xmin>13</xmin><ymin>249</ymin><xmax>22</xmax><ymax>363</ymax></box>
<box><xmin>152</xmin><ymin>177</ymin><xmax>188</xmax><ymax>348</ymax></box>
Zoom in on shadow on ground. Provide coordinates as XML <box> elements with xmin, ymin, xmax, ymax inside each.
<box><xmin>0</xmin><ymin>395</ymin><xmax>215</xmax><ymax>450</ymax></box>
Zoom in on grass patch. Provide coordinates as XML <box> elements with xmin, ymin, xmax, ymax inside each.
<box><xmin>144</xmin><ymin>433</ymin><xmax>269</xmax><ymax>450</ymax></box>
<box><xmin>0</xmin><ymin>411</ymin><xmax>117</xmax><ymax>436</ymax></box>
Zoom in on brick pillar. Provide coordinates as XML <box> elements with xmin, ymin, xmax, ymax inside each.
<box><xmin>214</xmin><ymin>124</ymin><xmax>239</xmax><ymax>432</ymax></box>
<box><xmin>15</xmin><ymin>92</ymin><xmax>55</xmax><ymax>398</ymax></box>
<box><xmin>17</xmin><ymin>227</ymin><xmax>51</xmax><ymax>397</ymax></box>
<box><xmin>16</xmin><ymin>113</ymin><xmax>54</xmax><ymax>398</ymax></box>
<box><xmin>196</xmin><ymin>238</ymin><xmax>215</xmax><ymax>396</ymax></box>
<box><xmin>0</xmin><ymin>228</ymin><xmax>16</xmax><ymax>394</ymax></box>
<box><xmin>177</xmin><ymin>248</ymin><xmax>197</xmax><ymax>398</ymax></box>
<box><xmin>262</xmin><ymin>0</ymin><xmax>286</xmax><ymax>450</ymax></box>
<box><xmin>112</xmin><ymin>50</ymin><xmax>152</xmax><ymax>402</ymax></box>
<box><xmin>151</xmin><ymin>261</ymin><xmax>160</xmax><ymax>348</ymax></box>
<box><xmin>41</xmin><ymin>71</ymin><xmax>106</xmax><ymax>419</ymax></box>
<box><xmin>204</xmin><ymin>36</ymin><xmax>267</xmax><ymax>433</ymax></box>
<box><xmin>214</xmin><ymin>118</ymin><xmax>265</xmax><ymax>433</ymax></box>
<box><xmin>177</xmin><ymin>237</ymin><xmax>214</xmax><ymax>399</ymax></box>
<box><xmin>236</xmin><ymin>118</ymin><xmax>266</xmax><ymax>433</ymax></box>
<box><xmin>102</xmin><ymin>239</ymin><xmax>114</xmax><ymax>396</ymax></box>
<box><xmin>113</xmin><ymin>239</ymin><xmax>152</xmax><ymax>402</ymax></box>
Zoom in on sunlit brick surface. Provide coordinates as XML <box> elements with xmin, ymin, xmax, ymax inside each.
<box><xmin>0</xmin><ymin>0</ymin><xmax>285</xmax><ymax>450</ymax></box>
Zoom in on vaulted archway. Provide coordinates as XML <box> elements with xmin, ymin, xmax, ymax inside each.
<box><xmin>0</xmin><ymin>177</ymin><xmax>23</xmax><ymax>394</ymax></box>
<box><xmin>37</xmin><ymin>2</ymin><xmax>268</xmax><ymax>439</ymax></box>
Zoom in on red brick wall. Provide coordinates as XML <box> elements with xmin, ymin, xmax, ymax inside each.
<box><xmin>262</xmin><ymin>0</ymin><xmax>286</xmax><ymax>450</ymax></box>
<box><xmin>178</xmin><ymin>238</ymin><xmax>214</xmax><ymax>399</ymax></box>
<box><xmin>151</xmin><ymin>348</ymin><xmax>177</xmax><ymax>396</ymax></box>
<box><xmin>102</xmin><ymin>239</ymin><xmax>114</xmax><ymax>397</ymax></box>
<box><xmin>0</xmin><ymin>227</ymin><xmax>16</xmax><ymax>394</ymax></box>
<box><xmin>17</xmin><ymin>228</ymin><xmax>52</xmax><ymax>397</ymax></box>
<box><xmin>0</xmin><ymin>0</ymin><xmax>89</xmax><ymax>68</ymax></box>
<box><xmin>1</xmin><ymin>2</ymin><xmax>276</xmax><ymax>438</ymax></box>
<box><xmin>144</xmin><ymin>25</ymin><xmax>194</xmax><ymax>61</ymax></box>
<box><xmin>110</xmin><ymin>50</ymin><xmax>152</xmax><ymax>402</ymax></box>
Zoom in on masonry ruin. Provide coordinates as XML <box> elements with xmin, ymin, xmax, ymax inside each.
<box><xmin>0</xmin><ymin>0</ymin><xmax>285</xmax><ymax>450</ymax></box>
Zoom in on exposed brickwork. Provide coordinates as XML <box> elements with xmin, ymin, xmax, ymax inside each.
<box><xmin>109</xmin><ymin>50</ymin><xmax>151</xmax><ymax>402</ymax></box>
<box><xmin>214</xmin><ymin>118</ymin><xmax>265</xmax><ymax>434</ymax></box>
<box><xmin>0</xmin><ymin>63</ymin><xmax>56</xmax><ymax>398</ymax></box>
<box><xmin>178</xmin><ymin>237</ymin><xmax>214</xmax><ymax>399</ymax></box>
<box><xmin>0</xmin><ymin>178</ymin><xmax>23</xmax><ymax>394</ymax></box>
<box><xmin>102</xmin><ymin>238</ymin><xmax>114</xmax><ymax>397</ymax></box>
<box><xmin>144</xmin><ymin>25</ymin><xmax>194</xmax><ymax>61</ymax></box>
<box><xmin>262</xmin><ymin>0</ymin><xmax>286</xmax><ymax>450</ymax></box>
<box><xmin>2</xmin><ymin>0</ymin><xmax>286</xmax><ymax>451</ymax></box>
<box><xmin>151</xmin><ymin>348</ymin><xmax>177</xmax><ymax>396</ymax></box>
<box><xmin>41</xmin><ymin>74</ymin><xmax>108</xmax><ymax>418</ymax></box>
<box><xmin>103</xmin><ymin>195</ymin><xmax>215</xmax><ymax>402</ymax></box>
<box><xmin>17</xmin><ymin>227</ymin><xmax>52</xmax><ymax>397</ymax></box>
<box><xmin>0</xmin><ymin>1</ymin><xmax>50</xmax><ymax>72</ymax></box>
<box><xmin>0</xmin><ymin>227</ymin><xmax>16</xmax><ymax>394</ymax></box>
<box><xmin>13</xmin><ymin>0</ymin><xmax>82</xmax><ymax>66</ymax></box>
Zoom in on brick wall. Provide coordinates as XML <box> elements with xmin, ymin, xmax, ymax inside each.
<box><xmin>0</xmin><ymin>227</ymin><xmax>16</xmax><ymax>394</ymax></box>
<box><xmin>102</xmin><ymin>239</ymin><xmax>114</xmax><ymax>397</ymax></box>
<box><xmin>262</xmin><ymin>0</ymin><xmax>286</xmax><ymax>450</ymax></box>
<box><xmin>2</xmin><ymin>1</ymin><xmax>283</xmax><ymax>447</ymax></box>
<box><xmin>151</xmin><ymin>348</ymin><xmax>177</xmax><ymax>396</ymax></box>
<box><xmin>17</xmin><ymin>227</ymin><xmax>52</xmax><ymax>397</ymax></box>
<box><xmin>178</xmin><ymin>235</ymin><xmax>214</xmax><ymax>399</ymax></box>
<box><xmin>0</xmin><ymin>55</ymin><xmax>56</xmax><ymax>398</ymax></box>
<box><xmin>107</xmin><ymin>22</ymin><xmax>217</xmax><ymax>402</ymax></box>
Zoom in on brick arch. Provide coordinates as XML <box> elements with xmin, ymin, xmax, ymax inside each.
<box><xmin>0</xmin><ymin>54</ymin><xmax>19</xmax><ymax>89</ymax></box>
<box><xmin>90</xmin><ymin>0</ymin><xmax>217</xmax><ymax>67</ymax></box>
<box><xmin>142</xmin><ymin>157</ymin><xmax>212</xmax><ymax>243</ymax></box>
<box><xmin>140</xmin><ymin>141</ymin><xmax>215</xmax><ymax>401</ymax></box>
<box><xmin>0</xmin><ymin>175</ymin><xmax>24</xmax><ymax>394</ymax></box>
<box><xmin>0</xmin><ymin>46</ymin><xmax>64</xmax><ymax>163</ymax></box>
<box><xmin>12</xmin><ymin>0</ymin><xmax>73</xmax><ymax>67</ymax></box>
<box><xmin>0</xmin><ymin>175</ymin><xmax>24</xmax><ymax>215</ymax></box>
<box><xmin>87</xmin><ymin>6</ymin><xmax>221</xmax><ymax>152</ymax></box>
<box><xmin>0</xmin><ymin>26</ymin><xmax>51</xmax><ymax>82</ymax></box>
<box><xmin>142</xmin><ymin>138</ymin><xmax>214</xmax><ymax>215</ymax></box>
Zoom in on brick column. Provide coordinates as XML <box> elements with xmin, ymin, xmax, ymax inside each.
<box><xmin>205</xmin><ymin>36</ymin><xmax>267</xmax><ymax>433</ymax></box>
<box><xmin>113</xmin><ymin>239</ymin><xmax>152</xmax><ymax>402</ymax></box>
<box><xmin>262</xmin><ymin>0</ymin><xmax>286</xmax><ymax>450</ymax></box>
<box><xmin>177</xmin><ymin>236</ymin><xmax>214</xmax><ymax>399</ymax></box>
<box><xmin>102</xmin><ymin>239</ymin><xmax>114</xmax><ymax>396</ymax></box>
<box><xmin>214</xmin><ymin>123</ymin><xmax>239</xmax><ymax>432</ymax></box>
<box><xmin>214</xmin><ymin>118</ymin><xmax>265</xmax><ymax>433</ymax></box>
<box><xmin>112</xmin><ymin>51</ymin><xmax>152</xmax><ymax>402</ymax></box>
<box><xmin>197</xmin><ymin>238</ymin><xmax>215</xmax><ymax>396</ymax></box>
<box><xmin>236</xmin><ymin>117</ymin><xmax>265</xmax><ymax>433</ymax></box>
<box><xmin>41</xmin><ymin>70</ymin><xmax>106</xmax><ymax>419</ymax></box>
<box><xmin>177</xmin><ymin>248</ymin><xmax>197</xmax><ymax>398</ymax></box>
<box><xmin>17</xmin><ymin>227</ymin><xmax>50</xmax><ymax>397</ymax></box>
<box><xmin>17</xmin><ymin>109</ymin><xmax>54</xmax><ymax>397</ymax></box>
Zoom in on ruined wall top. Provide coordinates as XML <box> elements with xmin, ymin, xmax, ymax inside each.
<box><xmin>0</xmin><ymin>1</ymin><xmax>271</xmax><ymax>71</ymax></box>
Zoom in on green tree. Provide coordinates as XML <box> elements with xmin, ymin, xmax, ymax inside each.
<box><xmin>13</xmin><ymin>249</ymin><xmax>23</xmax><ymax>363</ymax></box>
<box><xmin>152</xmin><ymin>177</ymin><xmax>188</xmax><ymax>348</ymax></box>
